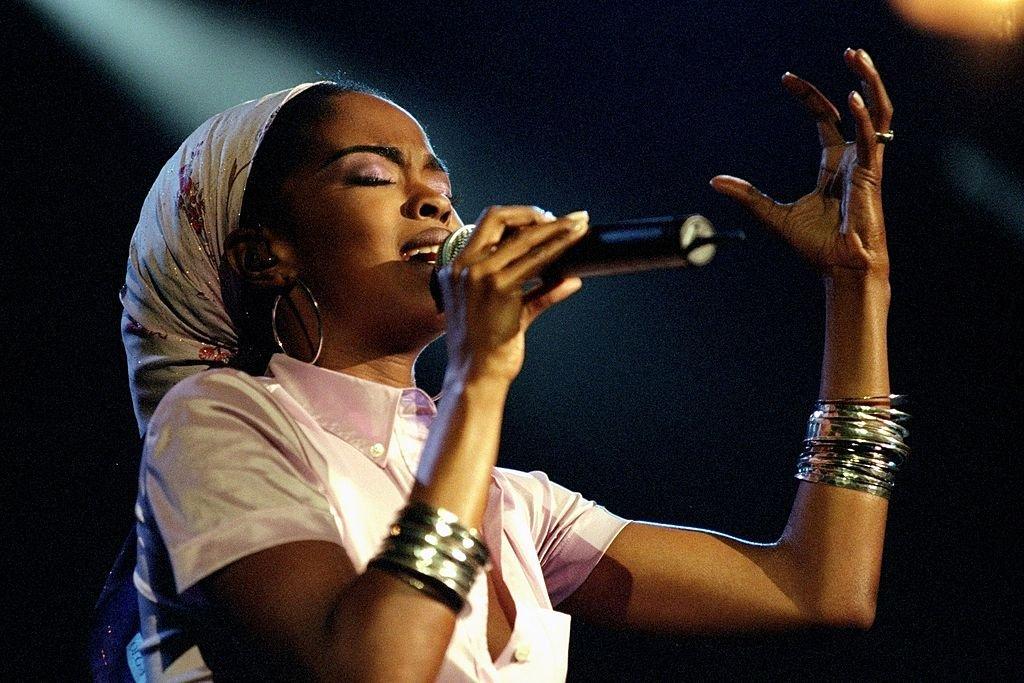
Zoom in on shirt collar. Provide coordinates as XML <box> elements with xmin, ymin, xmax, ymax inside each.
<box><xmin>267</xmin><ymin>354</ymin><xmax>437</xmax><ymax>467</ymax></box>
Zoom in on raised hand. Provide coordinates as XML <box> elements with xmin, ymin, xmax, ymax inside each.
<box><xmin>710</xmin><ymin>48</ymin><xmax>894</xmax><ymax>283</ymax></box>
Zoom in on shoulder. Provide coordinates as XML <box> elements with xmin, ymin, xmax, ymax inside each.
<box><xmin>148</xmin><ymin>367</ymin><xmax>291</xmax><ymax>436</ymax></box>
<box><xmin>495</xmin><ymin>466</ymin><xmax>629</xmax><ymax>542</ymax></box>
<box><xmin>494</xmin><ymin>467</ymin><xmax>572</xmax><ymax>503</ymax></box>
<box><xmin>493</xmin><ymin>467</ymin><xmax>579</xmax><ymax>537</ymax></box>
<box><xmin>143</xmin><ymin>367</ymin><xmax>307</xmax><ymax>473</ymax></box>
<box><xmin>153</xmin><ymin>366</ymin><xmax>275</xmax><ymax>413</ymax></box>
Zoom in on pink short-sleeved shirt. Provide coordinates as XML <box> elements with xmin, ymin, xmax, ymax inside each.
<box><xmin>134</xmin><ymin>354</ymin><xmax>630</xmax><ymax>681</ymax></box>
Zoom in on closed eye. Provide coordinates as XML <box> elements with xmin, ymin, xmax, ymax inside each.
<box><xmin>348</xmin><ymin>176</ymin><xmax>395</xmax><ymax>186</ymax></box>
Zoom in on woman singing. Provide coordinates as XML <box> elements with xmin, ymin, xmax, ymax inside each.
<box><xmin>121</xmin><ymin>47</ymin><xmax>907</xmax><ymax>680</ymax></box>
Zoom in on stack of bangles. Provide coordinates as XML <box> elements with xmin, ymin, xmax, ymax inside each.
<box><xmin>368</xmin><ymin>501</ymin><xmax>491</xmax><ymax>612</ymax></box>
<box><xmin>796</xmin><ymin>394</ymin><xmax>911</xmax><ymax>499</ymax></box>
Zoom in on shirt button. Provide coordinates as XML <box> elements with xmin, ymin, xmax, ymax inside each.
<box><xmin>513</xmin><ymin>642</ymin><xmax>532</xmax><ymax>663</ymax></box>
<box><xmin>370</xmin><ymin>443</ymin><xmax>385</xmax><ymax>459</ymax></box>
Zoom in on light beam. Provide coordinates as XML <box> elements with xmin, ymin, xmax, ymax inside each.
<box><xmin>23</xmin><ymin>0</ymin><xmax>351</xmax><ymax>135</ymax></box>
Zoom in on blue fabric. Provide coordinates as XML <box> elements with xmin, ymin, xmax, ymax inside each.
<box><xmin>90</xmin><ymin>530</ymin><xmax>141</xmax><ymax>682</ymax></box>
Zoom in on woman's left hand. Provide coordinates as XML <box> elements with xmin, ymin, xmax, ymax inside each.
<box><xmin>710</xmin><ymin>48</ymin><xmax>894</xmax><ymax>283</ymax></box>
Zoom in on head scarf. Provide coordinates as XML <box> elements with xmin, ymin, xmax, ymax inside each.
<box><xmin>120</xmin><ymin>82</ymin><xmax>329</xmax><ymax>434</ymax></box>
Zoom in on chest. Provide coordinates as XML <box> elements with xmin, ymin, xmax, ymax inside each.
<box><xmin>306</xmin><ymin>431</ymin><xmax>572</xmax><ymax>679</ymax></box>
<box><xmin>486</xmin><ymin>567</ymin><xmax>516</xmax><ymax>663</ymax></box>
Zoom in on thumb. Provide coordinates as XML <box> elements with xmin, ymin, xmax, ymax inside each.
<box><xmin>710</xmin><ymin>175</ymin><xmax>784</xmax><ymax>233</ymax></box>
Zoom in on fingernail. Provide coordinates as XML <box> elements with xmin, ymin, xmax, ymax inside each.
<box><xmin>543</xmin><ymin>210</ymin><xmax>557</xmax><ymax>221</ymax></box>
<box><xmin>851</xmin><ymin>91</ymin><xmax>864</xmax><ymax>106</ymax></box>
<box><xmin>860</xmin><ymin>49</ymin><xmax>873</xmax><ymax>66</ymax></box>
<box><xmin>564</xmin><ymin>210</ymin><xmax>589</xmax><ymax>231</ymax></box>
<box><xmin>845</xmin><ymin>47</ymin><xmax>854</xmax><ymax>55</ymax></box>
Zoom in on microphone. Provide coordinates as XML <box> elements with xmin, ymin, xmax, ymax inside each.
<box><xmin>430</xmin><ymin>214</ymin><xmax>744</xmax><ymax>311</ymax></box>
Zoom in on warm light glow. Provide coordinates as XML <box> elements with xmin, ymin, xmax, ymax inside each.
<box><xmin>890</xmin><ymin>0</ymin><xmax>1023</xmax><ymax>42</ymax></box>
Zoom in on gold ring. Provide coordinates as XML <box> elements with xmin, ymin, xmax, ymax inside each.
<box><xmin>874</xmin><ymin>130</ymin><xmax>895</xmax><ymax>144</ymax></box>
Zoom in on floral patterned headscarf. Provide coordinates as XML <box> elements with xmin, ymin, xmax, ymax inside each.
<box><xmin>120</xmin><ymin>82</ymin><xmax>328</xmax><ymax>434</ymax></box>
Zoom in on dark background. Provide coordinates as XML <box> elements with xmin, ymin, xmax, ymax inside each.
<box><xmin>6</xmin><ymin>0</ymin><xmax>1022</xmax><ymax>679</ymax></box>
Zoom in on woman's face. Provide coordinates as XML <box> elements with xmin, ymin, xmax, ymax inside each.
<box><xmin>278</xmin><ymin>92</ymin><xmax>460</xmax><ymax>353</ymax></box>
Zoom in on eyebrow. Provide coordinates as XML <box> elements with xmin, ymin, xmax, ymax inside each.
<box><xmin>321</xmin><ymin>144</ymin><xmax>449</xmax><ymax>174</ymax></box>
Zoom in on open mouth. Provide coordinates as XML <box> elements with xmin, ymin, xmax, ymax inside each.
<box><xmin>400</xmin><ymin>227</ymin><xmax>451</xmax><ymax>267</ymax></box>
<box><xmin>400</xmin><ymin>243</ymin><xmax>441</xmax><ymax>265</ymax></box>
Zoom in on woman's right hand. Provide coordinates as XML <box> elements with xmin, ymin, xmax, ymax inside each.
<box><xmin>435</xmin><ymin>206</ymin><xmax>589</xmax><ymax>384</ymax></box>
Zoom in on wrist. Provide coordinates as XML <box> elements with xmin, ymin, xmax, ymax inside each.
<box><xmin>442</xmin><ymin>368</ymin><xmax>511</xmax><ymax>399</ymax></box>
<box><xmin>824</xmin><ymin>268</ymin><xmax>890</xmax><ymax>296</ymax></box>
<box><xmin>820</xmin><ymin>271</ymin><xmax>891</xmax><ymax>400</ymax></box>
<box><xmin>824</xmin><ymin>271</ymin><xmax>891</xmax><ymax>310</ymax></box>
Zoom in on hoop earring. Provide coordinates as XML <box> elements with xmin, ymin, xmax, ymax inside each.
<box><xmin>271</xmin><ymin>279</ymin><xmax>324</xmax><ymax>365</ymax></box>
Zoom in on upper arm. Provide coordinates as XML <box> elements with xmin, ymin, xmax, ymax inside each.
<box><xmin>558</xmin><ymin>521</ymin><xmax>809</xmax><ymax>633</ymax></box>
<box><xmin>141</xmin><ymin>371</ymin><xmax>353</xmax><ymax>673</ymax></box>
<box><xmin>196</xmin><ymin>540</ymin><xmax>357</xmax><ymax>678</ymax></box>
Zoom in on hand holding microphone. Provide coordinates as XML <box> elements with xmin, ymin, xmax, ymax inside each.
<box><xmin>433</xmin><ymin>206</ymin><xmax>591</xmax><ymax>384</ymax></box>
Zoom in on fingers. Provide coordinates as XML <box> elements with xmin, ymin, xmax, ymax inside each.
<box><xmin>485</xmin><ymin>212</ymin><xmax>586</xmax><ymax>271</ymax></box>
<box><xmin>445</xmin><ymin>209</ymin><xmax>588</xmax><ymax>304</ymax></box>
<box><xmin>459</xmin><ymin>205</ymin><xmax>551</xmax><ymax>262</ymax></box>
<box><xmin>709</xmin><ymin>175</ymin><xmax>786</xmax><ymax>234</ymax></box>
<box><xmin>522</xmin><ymin>276</ymin><xmax>583</xmax><ymax>326</ymax></box>
<box><xmin>849</xmin><ymin>90</ymin><xmax>877</xmax><ymax>171</ymax></box>
<box><xmin>499</xmin><ymin>212</ymin><xmax>589</xmax><ymax>283</ymax></box>
<box><xmin>844</xmin><ymin>48</ymin><xmax>893</xmax><ymax>133</ymax></box>
<box><xmin>781</xmin><ymin>72</ymin><xmax>845</xmax><ymax>147</ymax></box>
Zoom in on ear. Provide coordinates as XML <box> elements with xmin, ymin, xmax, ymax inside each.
<box><xmin>224</xmin><ymin>225</ymin><xmax>299</xmax><ymax>289</ymax></box>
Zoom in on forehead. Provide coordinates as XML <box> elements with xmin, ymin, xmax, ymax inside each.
<box><xmin>315</xmin><ymin>92</ymin><xmax>433</xmax><ymax>152</ymax></box>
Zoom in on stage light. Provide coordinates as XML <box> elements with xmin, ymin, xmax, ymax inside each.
<box><xmin>23</xmin><ymin>0</ymin><xmax>343</xmax><ymax>135</ymax></box>
<box><xmin>890</xmin><ymin>0</ymin><xmax>1023</xmax><ymax>42</ymax></box>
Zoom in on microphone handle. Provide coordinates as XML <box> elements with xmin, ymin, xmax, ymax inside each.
<box><xmin>541</xmin><ymin>214</ymin><xmax>741</xmax><ymax>279</ymax></box>
<box><xmin>430</xmin><ymin>215</ymin><xmax>743</xmax><ymax>311</ymax></box>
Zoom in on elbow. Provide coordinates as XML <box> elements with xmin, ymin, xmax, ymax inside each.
<box><xmin>814</xmin><ymin>595</ymin><xmax>877</xmax><ymax>630</ymax></box>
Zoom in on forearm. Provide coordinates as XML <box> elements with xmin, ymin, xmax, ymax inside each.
<box><xmin>820</xmin><ymin>272</ymin><xmax>891</xmax><ymax>398</ymax></box>
<box><xmin>314</xmin><ymin>374</ymin><xmax>511</xmax><ymax>679</ymax></box>
<box><xmin>313</xmin><ymin>206</ymin><xmax>579</xmax><ymax>677</ymax></box>
<box><xmin>411</xmin><ymin>371</ymin><xmax>510</xmax><ymax>527</ymax></box>
<box><xmin>778</xmin><ymin>271</ymin><xmax>893</xmax><ymax>623</ymax></box>
<box><xmin>315</xmin><ymin>567</ymin><xmax>458</xmax><ymax>681</ymax></box>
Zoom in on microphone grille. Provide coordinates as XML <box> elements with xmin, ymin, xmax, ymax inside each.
<box><xmin>437</xmin><ymin>224</ymin><xmax>476</xmax><ymax>268</ymax></box>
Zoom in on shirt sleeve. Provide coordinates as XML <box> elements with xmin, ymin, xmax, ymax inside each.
<box><xmin>497</xmin><ymin>468</ymin><xmax>631</xmax><ymax>607</ymax></box>
<box><xmin>141</xmin><ymin>369</ymin><xmax>342</xmax><ymax>594</ymax></box>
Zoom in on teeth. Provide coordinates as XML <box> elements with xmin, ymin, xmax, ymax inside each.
<box><xmin>402</xmin><ymin>244</ymin><xmax>441</xmax><ymax>260</ymax></box>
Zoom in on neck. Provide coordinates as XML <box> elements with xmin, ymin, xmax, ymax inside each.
<box><xmin>314</xmin><ymin>316</ymin><xmax>440</xmax><ymax>388</ymax></box>
<box><xmin>274</xmin><ymin>304</ymin><xmax>442</xmax><ymax>388</ymax></box>
<box><xmin>316</xmin><ymin>345</ymin><xmax>420</xmax><ymax>388</ymax></box>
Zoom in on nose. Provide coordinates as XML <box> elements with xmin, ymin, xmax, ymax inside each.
<box><xmin>403</xmin><ymin>185</ymin><xmax>453</xmax><ymax>225</ymax></box>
